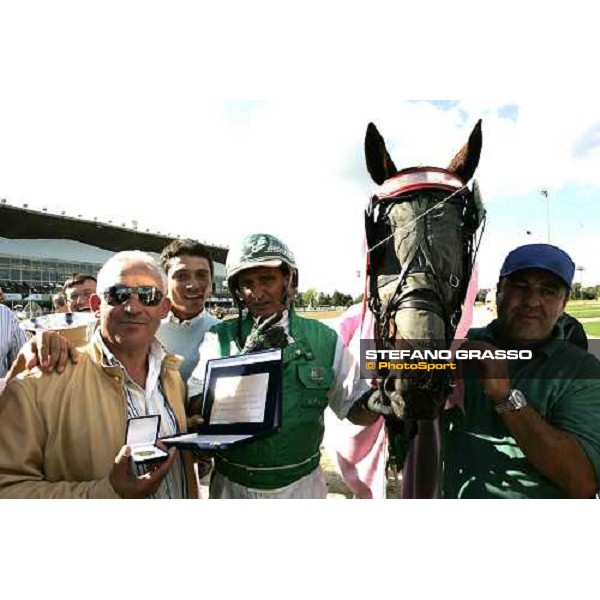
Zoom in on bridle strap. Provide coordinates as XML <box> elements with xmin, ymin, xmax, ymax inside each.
<box><xmin>374</xmin><ymin>167</ymin><xmax>465</xmax><ymax>203</ymax></box>
<box><xmin>366</xmin><ymin>183</ymin><xmax>482</xmax><ymax>345</ymax></box>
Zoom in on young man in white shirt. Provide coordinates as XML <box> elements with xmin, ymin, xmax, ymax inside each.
<box><xmin>156</xmin><ymin>239</ymin><xmax>220</xmax><ymax>384</ymax></box>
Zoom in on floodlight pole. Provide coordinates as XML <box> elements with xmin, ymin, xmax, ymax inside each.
<box><xmin>576</xmin><ymin>266</ymin><xmax>584</xmax><ymax>300</ymax></box>
<box><xmin>540</xmin><ymin>189</ymin><xmax>550</xmax><ymax>243</ymax></box>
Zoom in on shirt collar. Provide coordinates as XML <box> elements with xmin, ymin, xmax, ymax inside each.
<box><xmin>244</xmin><ymin>309</ymin><xmax>295</xmax><ymax>345</ymax></box>
<box><xmin>164</xmin><ymin>308</ymin><xmax>208</xmax><ymax>327</ymax></box>
<box><xmin>93</xmin><ymin>329</ymin><xmax>166</xmax><ymax>374</ymax></box>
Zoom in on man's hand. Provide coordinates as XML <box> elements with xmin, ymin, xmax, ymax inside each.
<box><xmin>362</xmin><ymin>388</ymin><xmax>396</xmax><ymax>418</ymax></box>
<box><xmin>186</xmin><ymin>415</ymin><xmax>204</xmax><ymax>431</ymax></box>
<box><xmin>7</xmin><ymin>331</ymin><xmax>79</xmax><ymax>381</ymax></box>
<box><xmin>243</xmin><ymin>312</ymin><xmax>289</xmax><ymax>353</ymax></box>
<box><xmin>459</xmin><ymin>340</ymin><xmax>511</xmax><ymax>403</ymax></box>
<box><xmin>109</xmin><ymin>444</ymin><xmax>177</xmax><ymax>499</ymax></box>
<box><xmin>346</xmin><ymin>387</ymin><xmax>382</xmax><ymax>426</ymax></box>
<box><xmin>183</xmin><ymin>414</ymin><xmax>214</xmax><ymax>464</ymax></box>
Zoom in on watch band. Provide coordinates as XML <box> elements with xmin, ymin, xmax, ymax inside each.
<box><xmin>494</xmin><ymin>398</ymin><xmax>515</xmax><ymax>414</ymax></box>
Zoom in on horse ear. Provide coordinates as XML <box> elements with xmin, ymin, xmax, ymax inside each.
<box><xmin>365</xmin><ymin>122</ymin><xmax>398</xmax><ymax>185</ymax></box>
<box><xmin>447</xmin><ymin>119</ymin><xmax>482</xmax><ymax>183</ymax></box>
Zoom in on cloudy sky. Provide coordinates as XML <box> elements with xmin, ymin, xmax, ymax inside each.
<box><xmin>1</xmin><ymin>4</ymin><xmax>598</xmax><ymax>296</ymax></box>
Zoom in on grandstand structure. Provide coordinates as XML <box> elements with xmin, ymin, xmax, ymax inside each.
<box><xmin>0</xmin><ymin>201</ymin><xmax>231</xmax><ymax>309</ymax></box>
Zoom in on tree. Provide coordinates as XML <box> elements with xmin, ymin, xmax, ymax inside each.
<box><xmin>317</xmin><ymin>292</ymin><xmax>331</xmax><ymax>307</ymax></box>
<box><xmin>302</xmin><ymin>288</ymin><xmax>318</xmax><ymax>308</ymax></box>
<box><xmin>331</xmin><ymin>290</ymin><xmax>345</xmax><ymax>307</ymax></box>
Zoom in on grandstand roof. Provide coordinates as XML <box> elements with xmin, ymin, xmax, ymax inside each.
<box><xmin>0</xmin><ymin>202</ymin><xmax>228</xmax><ymax>263</ymax></box>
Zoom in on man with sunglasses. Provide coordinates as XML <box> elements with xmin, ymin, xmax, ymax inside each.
<box><xmin>187</xmin><ymin>233</ymin><xmax>377</xmax><ymax>499</ymax></box>
<box><xmin>0</xmin><ymin>251</ymin><xmax>196</xmax><ymax>499</ymax></box>
<box><xmin>440</xmin><ymin>244</ymin><xmax>600</xmax><ymax>499</ymax></box>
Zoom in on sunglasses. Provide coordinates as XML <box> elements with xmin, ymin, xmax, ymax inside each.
<box><xmin>103</xmin><ymin>285</ymin><xmax>164</xmax><ymax>307</ymax></box>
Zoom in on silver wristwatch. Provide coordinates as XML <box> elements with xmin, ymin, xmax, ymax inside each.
<box><xmin>494</xmin><ymin>389</ymin><xmax>528</xmax><ymax>414</ymax></box>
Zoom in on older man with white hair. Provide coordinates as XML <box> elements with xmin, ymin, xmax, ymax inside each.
<box><xmin>0</xmin><ymin>251</ymin><xmax>196</xmax><ymax>499</ymax></box>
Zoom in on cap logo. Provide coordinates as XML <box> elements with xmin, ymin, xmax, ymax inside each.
<box><xmin>245</xmin><ymin>235</ymin><xmax>270</xmax><ymax>257</ymax></box>
<box><xmin>243</xmin><ymin>234</ymin><xmax>294</xmax><ymax>262</ymax></box>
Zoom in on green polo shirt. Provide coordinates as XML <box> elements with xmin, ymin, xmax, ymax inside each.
<box><xmin>440</xmin><ymin>322</ymin><xmax>600</xmax><ymax>499</ymax></box>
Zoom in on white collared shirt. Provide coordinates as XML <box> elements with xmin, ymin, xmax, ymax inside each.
<box><xmin>95</xmin><ymin>331</ymin><xmax>186</xmax><ymax>499</ymax></box>
<box><xmin>156</xmin><ymin>309</ymin><xmax>220</xmax><ymax>384</ymax></box>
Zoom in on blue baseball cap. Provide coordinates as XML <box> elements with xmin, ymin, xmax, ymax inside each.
<box><xmin>500</xmin><ymin>244</ymin><xmax>575</xmax><ymax>289</ymax></box>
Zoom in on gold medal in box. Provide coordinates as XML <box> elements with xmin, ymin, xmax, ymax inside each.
<box><xmin>126</xmin><ymin>415</ymin><xmax>168</xmax><ymax>464</ymax></box>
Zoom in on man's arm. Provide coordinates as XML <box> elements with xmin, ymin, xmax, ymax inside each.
<box><xmin>0</xmin><ymin>379</ymin><xmax>118</xmax><ymax>498</ymax></box>
<box><xmin>0</xmin><ymin>380</ymin><xmax>176</xmax><ymax>499</ymax></box>
<box><xmin>4</xmin><ymin>331</ymin><xmax>79</xmax><ymax>385</ymax></box>
<box><xmin>328</xmin><ymin>336</ymin><xmax>379</xmax><ymax>425</ymax></box>
<box><xmin>462</xmin><ymin>340</ymin><xmax>598</xmax><ymax>499</ymax></box>
<box><xmin>497</xmin><ymin>405</ymin><xmax>596</xmax><ymax>498</ymax></box>
<box><xmin>187</xmin><ymin>331</ymin><xmax>221</xmax><ymax>405</ymax></box>
<box><xmin>186</xmin><ymin>331</ymin><xmax>223</xmax><ymax>429</ymax></box>
<box><xmin>346</xmin><ymin>397</ymin><xmax>381</xmax><ymax>426</ymax></box>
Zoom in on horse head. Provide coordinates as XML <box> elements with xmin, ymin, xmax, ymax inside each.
<box><xmin>364</xmin><ymin>120</ymin><xmax>485</xmax><ymax>421</ymax></box>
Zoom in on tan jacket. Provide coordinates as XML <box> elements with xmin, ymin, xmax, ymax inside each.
<box><xmin>0</xmin><ymin>340</ymin><xmax>197</xmax><ymax>499</ymax></box>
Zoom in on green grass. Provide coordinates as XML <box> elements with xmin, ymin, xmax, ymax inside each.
<box><xmin>298</xmin><ymin>309</ymin><xmax>345</xmax><ymax>320</ymax></box>
<box><xmin>583</xmin><ymin>322</ymin><xmax>600</xmax><ymax>338</ymax></box>
<box><xmin>565</xmin><ymin>300</ymin><xmax>600</xmax><ymax>319</ymax></box>
<box><xmin>220</xmin><ymin>309</ymin><xmax>345</xmax><ymax>322</ymax></box>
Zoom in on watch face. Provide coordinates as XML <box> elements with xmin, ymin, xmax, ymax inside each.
<box><xmin>495</xmin><ymin>390</ymin><xmax>527</xmax><ymax>414</ymax></box>
<box><xmin>510</xmin><ymin>390</ymin><xmax>527</xmax><ymax>409</ymax></box>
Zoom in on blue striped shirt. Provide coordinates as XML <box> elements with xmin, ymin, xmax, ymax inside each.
<box><xmin>0</xmin><ymin>305</ymin><xmax>27</xmax><ymax>379</ymax></box>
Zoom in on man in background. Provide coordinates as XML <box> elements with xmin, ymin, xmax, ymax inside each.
<box><xmin>52</xmin><ymin>292</ymin><xmax>68</xmax><ymax>313</ymax></box>
<box><xmin>63</xmin><ymin>274</ymin><xmax>97</xmax><ymax>312</ymax></box>
<box><xmin>0</xmin><ymin>286</ymin><xmax>27</xmax><ymax>382</ymax></box>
